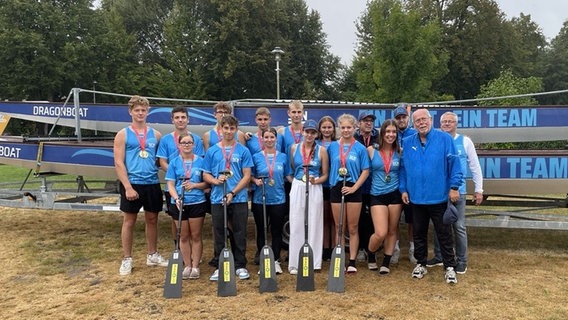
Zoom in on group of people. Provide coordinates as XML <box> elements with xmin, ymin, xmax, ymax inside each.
<box><xmin>114</xmin><ymin>95</ymin><xmax>483</xmax><ymax>285</ymax></box>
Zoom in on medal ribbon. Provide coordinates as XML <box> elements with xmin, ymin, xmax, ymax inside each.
<box><xmin>263</xmin><ymin>150</ymin><xmax>276</xmax><ymax>181</ymax></box>
<box><xmin>339</xmin><ymin>138</ymin><xmax>355</xmax><ymax>168</ymax></box>
<box><xmin>173</xmin><ymin>130</ymin><xmax>190</xmax><ymax>154</ymax></box>
<box><xmin>291</xmin><ymin>126</ymin><xmax>302</xmax><ymax>144</ymax></box>
<box><xmin>221</xmin><ymin>142</ymin><xmax>237</xmax><ymax>173</ymax></box>
<box><xmin>379</xmin><ymin>149</ymin><xmax>393</xmax><ymax>177</ymax></box>
<box><xmin>131</xmin><ymin>125</ymin><xmax>147</xmax><ymax>152</ymax></box>
<box><xmin>301</xmin><ymin>142</ymin><xmax>314</xmax><ymax>177</ymax></box>
<box><xmin>183</xmin><ymin>157</ymin><xmax>194</xmax><ymax>179</ymax></box>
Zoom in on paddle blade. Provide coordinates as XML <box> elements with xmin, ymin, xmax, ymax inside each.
<box><xmin>163</xmin><ymin>250</ymin><xmax>183</xmax><ymax>298</ymax></box>
<box><xmin>326</xmin><ymin>245</ymin><xmax>345</xmax><ymax>293</ymax></box>
<box><xmin>259</xmin><ymin>246</ymin><xmax>278</xmax><ymax>293</ymax></box>
<box><xmin>218</xmin><ymin>248</ymin><xmax>237</xmax><ymax>297</ymax></box>
<box><xmin>296</xmin><ymin>243</ymin><xmax>315</xmax><ymax>291</ymax></box>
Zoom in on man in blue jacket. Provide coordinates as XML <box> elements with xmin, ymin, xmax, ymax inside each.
<box><xmin>399</xmin><ymin>108</ymin><xmax>463</xmax><ymax>284</ymax></box>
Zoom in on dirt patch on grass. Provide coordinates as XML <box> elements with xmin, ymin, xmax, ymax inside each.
<box><xmin>0</xmin><ymin>207</ymin><xmax>567</xmax><ymax>319</ymax></box>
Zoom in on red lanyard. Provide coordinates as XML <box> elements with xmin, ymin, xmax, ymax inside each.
<box><xmin>263</xmin><ymin>150</ymin><xmax>276</xmax><ymax>180</ymax></box>
<box><xmin>131</xmin><ymin>125</ymin><xmax>147</xmax><ymax>151</ymax></box>
<box><xmin>379</xmin><ymin>149</ymin><xmax>393</xmax><ymax>176</ymax></box>
<box><xmin>339</xmin><ymin>138</ymin><xmax>355</xmax><ymax>168</ymax></box>
<box><xmin>291</xmin><ymin>126</ymin><xmax>302</xmax><ymax>144</ymax></box>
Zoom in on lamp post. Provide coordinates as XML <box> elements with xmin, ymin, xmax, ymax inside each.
<box><xmin>271</xmin><ymin>46</ymin><xmax>284</xmax><ymax>100</ymax></box>
<box><xmin>92</xmin><ymin>81</ymin><xmax>97</xmax><ymax>103</ymax></box>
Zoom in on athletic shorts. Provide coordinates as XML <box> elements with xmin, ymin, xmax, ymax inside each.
<box><xmin>323</xmin><ymin>186</ymin><xmax>331</xmax><ymax>201</ymax></box>
<box><xmin>119</xmin><ymin>183</ymin><xmax>163</xmax><ymax>214</ymax></box>
<box><xmin>370</xmin><ymin>190</ymin><xmax>403</xmax><ymax>207</ymax></box>
<box><xmin>168</xmin><ymin>201</ymin><xmax>207</xmax><ymax>220</ymax></box>
<box><xmin>330</xmin><ymin>181</ymin><xmax>362</xmax><ymax>203</ymax></box>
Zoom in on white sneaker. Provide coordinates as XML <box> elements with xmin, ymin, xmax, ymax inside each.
<box><xmin>236</xmin><ymin>268</ymin><xmax>250</xmax><ymax>280</ymax></box>
<box><xmin>189</xmin><ymin>267</ymin><xmax>200</xmax><ymax>279</ymax></box>
<box><xmin>289</xmin><ymin>267</ymin><xmax>298</xmax><ymax>275</ymax></box>
<box><xmin>445</xmin><ymin>267</ymin><xmax>458</xmax><ymax>284</ymax></box>
<box><xmin>409</xmin><ymin>248</ymin><xmax>417</xmax><ymax>265</ymax></box>
<box><xmin>412</xmin><ymin>264</ymin><xmax>427</xmax><ymax>279</ymax></box>
<box><xmin>119</xmin><ymin>257</ymin><xmax>132</xmax><ymax>276</ymax></box>
<box><xmin>356</xmin><ymin>249</ymin><xmax>367</xmax><ymax>262</ymax></box>
<box><xmin>182</xmin><ymin>266</ymin><xmax>192</xmax><ymax>280</ymax></box>
<box><xmin>146</xmin><ymin>252</ymin><xmax>168</xmax><ymax>267</ymax></box>
<box><xmin>209</xmin><ymin>269</ymin><xmax>219</xmax><ymax>281</ymax></box>
<box><xmin>391</xmin><ymin>243</ymin><xmax>401</xmax><ymax>264</ymax></box>
<box><xmin>275</xmin><ymin>261</ymin><xmax>283</xmax><ymax>274</ymax></box>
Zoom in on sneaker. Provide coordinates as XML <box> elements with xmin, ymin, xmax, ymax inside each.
<box><xmin>409</xmin><ymin>248</ymin><xmax>417</xmax><ymax>265</ymax></box>
<box><xmin>119</xmin><ymin>257</ymin><xmax>132</xmax><ymax>276</ymax></box>
<box><xmin>275</xmin><ymin>261</ymin><xmax>283</xmax><ymax>274</ymax></box>
<box><xmin>289</xmin><ymin>267</ymin><xmax>298</xmax><ymax>275</ymax></box>
<box><xmin>209</xmin><ymin>269</ymin><xmax>219</xmax><ymax>281</ymax></box>
<box><xmin>146</xmin><ymin>252</ymin><xmax>168</xmax><ymax>267</ymax></box>
<box><xmin>236</xmin><ymin>268</ymin><xmax>250</xmax><ymax>280</ymax></box>
<box><xmin>356</xmin><ymin>249</ymin><xmax>367</xmax><ymax>262</ymax></box>
<box><xmin>346</xmin><ymin>266</ymin><xmax>357</xmax><ymax>274</ymax></box>
<box><xmin>368</xmin><ymin>262</ymin><xmax>378</xmax><ymax>271</ymax></box>
<box><xmin>182</xmin><ymin>266</ymin><xmax>192</xmax><ymax>280</ymax></box>
<box><xmin>189</xmin><ymin>267</ymin><xmax>200</xmax><ymax>279</ymax></box>
<box><xmin>455</xmin><ymin>263</ymin><xmax>467</xmax><ymax>274</ymax></box>
<box><xmin>379</xmin><ymin>266</ymin><xmax>390</xmax><ymax>275</ymax></box>
<box><xmin>426</xmin><ymin>257</ymin><xmax>443</xmax><ymax>267</ymax></box>
<box><xmin>445</xmin><ymin>267</ymin><xmax>458</xmax><ymax>284</ymax></box>
<box><xmin>391</xmin><ymin>244</ymin><xmax>400</xmax><ymax>264</ymax></box>
<box><xmin>412</xmin><ymin>264</ymin><xmax>427</xmax><ymax>279</ymax></box>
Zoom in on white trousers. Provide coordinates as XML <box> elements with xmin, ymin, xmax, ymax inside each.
<box><xmin>288</xmin><ymin>179</ymin><xmax>323</xmax><ymax>270</ymax></box>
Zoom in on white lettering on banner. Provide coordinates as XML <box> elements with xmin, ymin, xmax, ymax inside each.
<box><xmin>0</xmin><ymin>145</ymin><xmax>21</xmax><ymax>158</ymax></box>
<box><xmin>32</xmin><ymin>106</ymin><xmax>89</xmax><ymax>117</ymax></box>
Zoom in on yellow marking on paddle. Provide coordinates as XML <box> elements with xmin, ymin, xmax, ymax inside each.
<box><xmin>263</xmin><ymin>258</ymin><xmax>271</xmax><ymax>278</ymax></box>
<box><xmin>169</xmin><ymin>264</ymin><xmax>178</xmax><ymax>284</ymax></box>
<box><xmin>223</xmin><ymin>261</ymin><xmax>231</xmax><ymax>282</ymax></box>
<box><xmin>302</xmin><ymin>257</ymin><xmax>310</xmax><ymax>276</ymax></box>
<box><xmin>332</xmin><ymin>258</ymin><xmax>341</xmax><ymax>278</ymax></box>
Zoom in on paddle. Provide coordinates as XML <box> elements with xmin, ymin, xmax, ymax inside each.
<box><xmin>258</xmin><ymin>176</ymin><xmax>278</xmax><ymax>293</ymax></box>
<box><xmin>327</xmin><ymin>174</ymin><xmax>348</xmax><ymax>293</ymax></box>
<box><xmin>218</xmin><ymin>170</ymin><xmax>237</xmax><ymax>297</ymax></box>
<box><xmin>163</xmin><ymin>179</ymin><xmax>185</xmax><ymax>298</ymax></box>
<box><xmin>296</xmin><ymin>164</ymin><xmax>315</xmax><ymax>291</ymax></box>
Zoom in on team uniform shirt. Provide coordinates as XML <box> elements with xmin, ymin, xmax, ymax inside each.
<box><xmin>203</xmin><ymin>142</ymin><xmax>253</xmax><ymax>204</ymax></box>
<box><xmin>355</xmin><ymin>128</ymin><xmax>379</xmax><ymax>194</ymax></box>
<box><xmin>369</xmin><ymin>147</ymin><xmax>401</xmax><ymax>195</ymax></box>
<box><xmin>316</xmin><ymin>139</ymin><xmax>333</xmax><ymax>188</ymax></box>
<box><xmin>453</xmin><ymin>134</ymin><xmax>483</xmax><ymax>195</ymax></box>
<box><xmin>281</xmin><ymin>126</ymin><xmax>303</xmax><ymax>154</ymax></box>
<box><xmin>251</xmin><ymin>150</ymin><xmax>290</xmax><ymax>205</ymax></box>
<box><xmin>327</xmin><ymin>140</ymin><xmax>370</xmax><ymax>186</ymax></box>
<box><xmin>290</xmin><ymin>143</ymin><xmax>323</xmax><ymax>180</ymax></box>
<box><xmin>398</xmin><ymin>127</ymin><xmax>417</xmax><ymax>147</ymax></box>
<box><xmin>399</xmin><ymin>129</ymin><xmax>463</xmax><ymax>204</ymax></box>
<box><xmin>206</xmin><ymin>127</ymin><xmax>223</xmax><ymax>148</ymax></box>
<box><xmin>165</xmin><ymin>155</ymin><xmax>207</xmax><ymax>205</ymax></box>
<box><xmin>157</xmin><ymin>131</ymin><xmax>205</xmax><ymax>161</ymax></box>
<box><xmin>124</xmin><ymin>126</ymin><xmax>160</xmax><ymax>184</ymax></box>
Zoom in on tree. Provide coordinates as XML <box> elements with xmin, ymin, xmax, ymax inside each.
<box><xmin>477</xmin><ymin>69</ymin><xmax>542</xmax><ymax>106</ymax></box>
<box><xmin>352</xmin><ymin>0</ymin><xmax>447</xmax><ymax>103</ymax></box>
<box><xmin>541</xmin><ymin>21</ymin><xmax>568</xmax><ymax>105</ymax></box>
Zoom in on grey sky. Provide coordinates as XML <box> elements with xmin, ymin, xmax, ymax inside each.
<box><xmin>305</xmin><ymin>0</ymin><xmax>568</xmax><ymax>64</ymax></box>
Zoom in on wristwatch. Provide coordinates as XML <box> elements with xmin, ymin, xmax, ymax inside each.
<box><xmin>450</xmin><ymin>187</ymin><xmax>458</xmax><ymax>191</ymax></box>
<box><xmin>229</xmin><ymin>191</ymin><xmax>235</xmax><ymax>197</ymax></box>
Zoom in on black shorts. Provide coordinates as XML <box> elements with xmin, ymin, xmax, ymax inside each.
<box><xmin>330</xmin><ymin>181</ymin><xmax>362</xmax><ymax>203</ymax></box>
<box><xmin>168</xmin><ymin>201</ymin><xmax>207</xmax><ymax>220</ymax></box>
<box><xmin>323</xmin><ymin>186</ymin><xmax>331</xmax><ymax>201</ymax></box>
<box><xmin>119</xmin><ymin>183</ymin><xmax>163</xmax><ymax>214</ymax></box>
<box><xmin>370</xmin><ymin>190</ymin><xmax>403</xmax><ymax>207</ymax></box>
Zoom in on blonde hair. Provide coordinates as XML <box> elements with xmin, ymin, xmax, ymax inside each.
<box><xmin>128</xmin><ymin>95</ymin><xmax>149</xmax><ymax>110</ymax></box>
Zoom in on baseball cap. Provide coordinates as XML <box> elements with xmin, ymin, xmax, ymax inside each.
<box><xmin>443</xmin><ymin>201</ymin><xmax>459</xmax><ymax>224</ymax></box>
<box><xmin>393</xmin><ymin>104</ymin><xmax>409</xmax><ymax>117</ymax></box>
<box><xmin>358</xmin><ymin>111</ymin><xmax>376</xmax><ymax>122</ymax></box>
<box><xmin>303</xmin><ymin>119</ymin><xmax>318</xmax><ymax>131</ymax></box>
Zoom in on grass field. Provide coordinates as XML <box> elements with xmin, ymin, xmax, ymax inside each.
<box><xmin>0</xmin><ymin>164</ymin><xmax>567</xmax><ymax>319</ymax></box>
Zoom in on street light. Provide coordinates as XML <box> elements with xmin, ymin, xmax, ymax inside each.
<box><xmin>92</xmin><ymin>80</ymin><xmax>97</xmax><ymax>103</ymax></box>
<box><xmin>271</xmin><ymin>46</ymin><xmax>284</xmax><ymax>100</ymax></box>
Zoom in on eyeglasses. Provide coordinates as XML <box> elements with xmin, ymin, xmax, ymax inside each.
<box><xmin>441</xmin><ymin>120</ymin><xmax>457</xmax><ymax>124</ymax></box>
<box><xmin>180</xmin><ymin>141</ymin><xmax>194</xmax><ymax>145</ymax></box>
<box><xmin>216</xmin><ymin>110</ymin><xmax>229</xmax><ymax>115</ymax></box>
<box><xmin>360</xmin><ymin>119</ymin><xmax>374</xmax><ymax>123</ymax></box>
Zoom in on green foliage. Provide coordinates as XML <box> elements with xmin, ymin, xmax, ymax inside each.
<box><xmin>541</xmin><ymin>21</ymin><xmax>568</xmax><ymax>105</ymax></box>
<box><xmin>477</xmin><ymin>69</ymin><xmax>543</xmax><ymax>106</ymax></box>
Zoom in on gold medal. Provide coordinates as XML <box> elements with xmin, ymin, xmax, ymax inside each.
<box><xmin>268</xmin><ymin>179</ymin><xmax>275</xmax><ymax>186</ymax></box>
<box><xmin>385</xmin><ymin>175</ymin><xmax>391</xmax><ymax>183</ymax></box>
<box><xmin>301</xmin><ymin>175</ymin><xmax>307</xmax><ymax>182</ymax></box>
<box><xmin>139</xmin><ymin>150</ymin><xmax>149</xmax><ymax>158</ymax></box>
<box><xmin>338</xmin><ymin>167</ymin><xmax>348</xmax><ymax>176</ymax></box>
<box><xmin>225</xmin><ymin>170</ymin><xmax>233</xmax><ymax>178</ymax></box>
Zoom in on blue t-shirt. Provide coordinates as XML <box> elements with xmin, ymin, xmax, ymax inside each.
<box><xmin>327</xmin><ymin>139</ymin><xmax>370</xmax><ymax>186</ymax></box>
<box><xmin>369</xmin><ymin>148</ymin><xmax>401</xmax><ymax>196</ymax></box>
<box><xmin>124</xmin><ymin>126</ymin><xmax>160</xmax><ymax>184</ymax></box>
<box><xmin>203</xmin><ymin>142</ymin><xmax>253</xmax><ymax>204</ymax></box>
<box><xmin>281</xmin><ymin>126</ymin><xmax>303</xmax><ymax>154</ymax></box>
<box><xmin>157</xmin><ymin>131</ymin><xmax>205</xmax><ymax>162</ymax></box>
<box><xmin>291</xmin><ymin>143</ymin><xmax>323</xmax><ymax>180</ymax></box>
<box><xmin>246</xmin><ymin>131</ymin><xmax>285</xmax><ymax>155</ymax></box>
<box><xmin>165</xmin><ymin>155</ymin><xmax>206</xmax><ymax>204</ymax></box>
<box><xmin>251</xmin><ymin>150</ymin><xmax>290</xmax><ymax>205</ymax></box>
